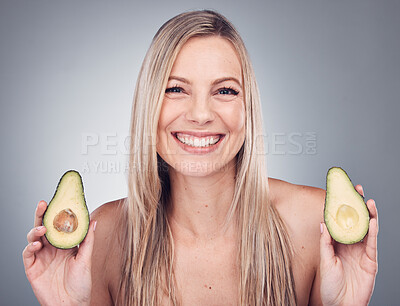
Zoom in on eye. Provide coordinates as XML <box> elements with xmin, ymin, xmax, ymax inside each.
<box><xmin>165</xmin><ymin>86</ymin><xmax>183</xmax><ymax>93</ymax></box>
<box><xmin>218</xmin><ymin>87</ymin><xmax>239</xmax><ymax>95</ymax></box>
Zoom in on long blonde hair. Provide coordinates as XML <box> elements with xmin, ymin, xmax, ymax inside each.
<box><xmin>120</xmin><ymin>9</ymin><xmax>296</xmax><ymax>305</ymax></box>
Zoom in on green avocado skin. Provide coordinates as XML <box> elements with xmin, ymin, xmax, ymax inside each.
<box><xmin>43</xmin><ymin>170</ymin><xmax>90</xmax><ymax>249</ymax></box>
<box><xmin>324</xmin><ymin>167</ymin><xmax>370</xmax><ymax>245</ymax></box>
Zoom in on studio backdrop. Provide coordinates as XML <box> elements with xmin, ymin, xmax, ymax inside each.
<box><xmin>1</xmin><ymin>0</ymin><xmax>399</xmax><ymax>305</ymax></box>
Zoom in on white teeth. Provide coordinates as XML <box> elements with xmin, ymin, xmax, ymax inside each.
<box><xmin>176</xmin><ymin>133</ymin><xmax>221</xmax><ymax>148</ymax></box>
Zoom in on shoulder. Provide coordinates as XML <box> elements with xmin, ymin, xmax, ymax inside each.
<box><xmin>90</xmin><ymin>198</ymin><xmax>126</xmax><ymax>305</ymax></box>
<box><xmin>268</xmin><ymin>177</ymin><xmax>325</xmax><ymax>226</ymax></box>
<box><xmin>268</xmin><ymin>177</ymin><xmax>325</xmax><ymax>242</ymax></box>
<box><xmin>268</xmin><ymin>177</ymin><xmax>325</xmax><ymax>259</ymax></box>
<box><xmin>90</xmin><ymin>197</ymin><xmax>126</xmax><ymax>264</ymax></box>
<box><xmin>91</xmin><ymin>197</ymin><xmax>125</xmax><ymax>225</ymax></box>
<box><xmin>91</xmin><ymin>198</ymin><xmax>126</xmax><ymax>252</ymax></box>
<box><xmin>268</xmin><ymin>177</ymin><xmax>325</xmax><ymax>206</ymax></box>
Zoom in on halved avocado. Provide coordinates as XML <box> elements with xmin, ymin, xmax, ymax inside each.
<box><xmin>324</xmin><ymin>167</ymin><xmax>370</xmax><ymax>244</ymax></box>
<box><xmin>43</xmin><ymin>170</ymin><xmax>89</xmax><ymax>249</ymax></box>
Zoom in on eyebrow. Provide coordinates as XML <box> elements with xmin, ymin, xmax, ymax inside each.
<box><xmin>168</xmin><ymin>75</ymin><xmax>242</xmax><ymax>88</ymax></box>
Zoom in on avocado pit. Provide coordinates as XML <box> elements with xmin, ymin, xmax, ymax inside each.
<box><xmin>336</xmin><ymin>204</ymin><xmax>359</xmax><ymax>230</ymax></box>
<box><xmin>53</xmin><ymin>208</ymin><xmax>78</xmax><ymax>233</ymax></box>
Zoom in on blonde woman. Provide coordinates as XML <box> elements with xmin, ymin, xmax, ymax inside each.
<box><xmin>23</xmin><ymin>9</ymin><xmax>378</xmax><ymax>305</ymax></box>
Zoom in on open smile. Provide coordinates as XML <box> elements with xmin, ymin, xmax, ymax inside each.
<box><xmin>171</xmin><ymin>131</ymin><xmax>226</xmax><ymax>153</ymax></box>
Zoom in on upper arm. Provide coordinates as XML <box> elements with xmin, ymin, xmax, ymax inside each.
<box><xmin>89</xmin><ymin>199</ymin><xmax>125</xmax><ymax>306</ymax></box>
<box><xmin>303</xmin><ymin>186</ymin><xmax>325</xmax><ymax>306</ymax></box>
<box><xmin>270</xmin><ymin>178</ymin><xmax>325</xmax><ymax>305</ymax></box>
<box><xmin>288</xmin><ymin>184</ymin><xmax>325</xmax><ymax>306</ymax></box>
<box><xmin>309</xmin><ymin>262</ymin><xmax>322</xmax><ymax>305</ymax></box>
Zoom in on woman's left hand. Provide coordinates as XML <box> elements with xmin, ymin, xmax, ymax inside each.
<box><xmin>319</xmin><ymin>184</ymin><xmax>378</xmax><ymax>306</ymax></box>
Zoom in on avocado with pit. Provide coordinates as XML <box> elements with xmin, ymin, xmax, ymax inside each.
<box><xmin>324</xmin><ymin>167</ymin><xmax>370</xmax><ymax>244</ymax></box>
<box><xmin>43</xmin><ymin>170</ymin><xmax>89</xmax><ymax>249</ymax></box>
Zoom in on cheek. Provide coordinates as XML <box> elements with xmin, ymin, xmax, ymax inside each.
<box><xmin>220</xmin><ymin>103</ymin><xmax>245</xmax><ymax>134</ymax></box>
<box><xmin>158</xmin><ymin>101</ymin><xmax>173</xmax><ymax>133</ymax></box>
<box><xmin>158</xmin><ymin>101</ymin><xmax>168</xmax><ymax>128</ymax></box>
<box><xmin>156</xmin><ymin>103</ymin><xmax>167</xmax><ymax>150</ymax></box>
<box><xmin>157</xmin><ymin>100</ymin><xmax>180</xmax><ymax>150</ymax></box>
<box><xmin>158</xmin><ymin>100</ymin><xmax>182</xmax><ymax>126</ymax></box>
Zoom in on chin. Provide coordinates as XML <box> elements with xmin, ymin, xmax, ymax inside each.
<box><xmin>168</xmin><ymin>159</ymin><xmax>234</xmax><ymax>177</ymax></box>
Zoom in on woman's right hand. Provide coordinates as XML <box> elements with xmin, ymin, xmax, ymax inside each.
<box><xmin>22</xmin><ymin>200</ymin><xmax>96</xmax><ymax>306</ymax></box>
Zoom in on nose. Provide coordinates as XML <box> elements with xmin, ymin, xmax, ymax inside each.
<box><xmin>185</xmin><ymin>94</ymin><xmax>215</xmax><ymax>125</ymax></box>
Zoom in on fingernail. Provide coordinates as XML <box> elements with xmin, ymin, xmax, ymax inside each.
<box><xmin>32</xmin><ymin>241</ymin><xmax>39</xmax><ymax>246</ymax></box>
<box><xmin>94</xmin><ymin>221</ymin><xmax>97</xmax><ymax>232</ymax></box>
<box><xmin>36</xmin><ymin>226</ymin><xmax>44</xmax><ymax>231</ymax></box>
<box><xmin>320</xmin><ymin>223</ymin><xmax>323</xmax><ymax>234</ymax></box>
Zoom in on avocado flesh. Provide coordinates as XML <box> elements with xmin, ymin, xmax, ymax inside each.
<box><xmin>43</xmin><ymin>170</ymin><xmax>89</xmax><ymax>249</ymax></box>
<box><xmin>324</xmin><ymin>167</ymin><xmax>369</xmax><ymax>244</ymax></box>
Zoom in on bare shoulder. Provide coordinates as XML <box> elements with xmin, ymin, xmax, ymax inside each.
<box><xmin>268</xmin><ymin>177</ymin><xmax>325</xmax><ymax>244</ymax></box>
<box><xmin>268</xmin><ymin>177</ymin><xmax>325</xmax><ymax>226</ymax></box>
<box><xmin>91</xmin><ymin>197</ymin><xmax>125</xmax><ymax>225</ymax></box>
<box><xmin>90</xmin><ymin>197</ymin><xmax>126</xmax><ymax>265</ymax></box>
<box><xmin>90</xmin><ymin>197</ymin><xmax>125</xmax><ymax>266</ymax></box>
<box><xmin>90</xmin><ymin>198</ymin><xmax>126</xmax><ymax>305</ymax></box>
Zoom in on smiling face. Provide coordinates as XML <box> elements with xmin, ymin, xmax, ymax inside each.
<box><xmin>157</xmin><ymin>36</ymin><xmax>245</xmax><ymax>177</ymax></box>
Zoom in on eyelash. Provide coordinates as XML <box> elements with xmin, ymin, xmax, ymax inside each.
<box><xmin>165</xmin><ymin>85</ymin><xmax>239</xmax><ymax>96</ymax></box>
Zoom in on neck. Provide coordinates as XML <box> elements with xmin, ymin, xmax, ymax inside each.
<box><xmin>167</xmin><ymin>159</ymin><xmax>238</xmax><ymax>241</ymax></box>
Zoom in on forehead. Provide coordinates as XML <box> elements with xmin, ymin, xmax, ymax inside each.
<box><xmin>169</xmin><ymin>36</ymin><xmax>242</xmax><ymax>81</ymax></box>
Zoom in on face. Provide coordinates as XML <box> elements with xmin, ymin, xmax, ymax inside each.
<box><xmin>157</xmin><ymin>36</ymin><xmax>245</xmax><ymax>177</ymax></box>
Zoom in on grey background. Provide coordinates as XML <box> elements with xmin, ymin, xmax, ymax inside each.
<box><xmin>1</xmin><ymin>0</ymin><xmax>399</xmax><ymax>304</ymax></box>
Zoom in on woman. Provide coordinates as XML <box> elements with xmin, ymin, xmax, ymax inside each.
<box><xmin>23</xmin><ymin>10</ymin><xmax>378</xmax><ymax>305</ymax></box>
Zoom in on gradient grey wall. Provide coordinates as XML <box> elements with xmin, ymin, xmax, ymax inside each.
<box><xmin>1</xmin><ymin>0</ymin><xmax>399</xmax><ymax>304</ymax></box>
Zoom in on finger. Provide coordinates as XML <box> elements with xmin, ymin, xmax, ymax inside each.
<box><xmin>27</xmin><ymin>226</ymin><xmax>47</xmax><ymax>243</ymax></box>
<box><xmin>365</xmin><ymin>200</ymin><xmax>378</xmax><ymax>262</ymax></box>
<box><xmin>366</xmin><ymin>199</ymin><xmax>378</xmax><ymax>221</ymax></box>
<box><xmin>22</xmin><ymin>241</ymin><xmax>43</xmax><ymax>271</ymax></box>
<box><xmin>76</xmin><ymin>220</ymin><xmax>97</xmax><ymax>267</ymax></box>
<box><xmin>365</xmin><ymin>218</ymin><xmax>378</xmax><ymax>263</ymax></box>
<box><xmin>355</xmin><ymin>184</ymin><xmax>364</xmax><ymax>197</ymax></box>
<box><xmin>34</xmin><ymin>200</ymin><xmax>47</xmax><ymax>227</ymax></box>
<box><xmin>320</xmin><ymin>222</ymin><xmax>336</xmax><ymax>268</ymax></box>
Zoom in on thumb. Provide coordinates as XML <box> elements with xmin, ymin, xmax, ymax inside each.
<box><xmin>76</xmin><ymin>220</ymin><xmax>96</xmax><ymax>267</ymax></box>
<box><xmin>320</xmin><ymin>222</ymin><xmax>336</xmax><ymax>268</ymax></box>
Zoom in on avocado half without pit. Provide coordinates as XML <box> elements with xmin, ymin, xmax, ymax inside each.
<box><xmin>43</xmin><ymin>170</ymin><xmax>90</xmax><ymax>249</ymax></box>
<box><xmin>324</xmin><ymin>167</ymin><xmax>370</xmax><ymax>244</ymax></box>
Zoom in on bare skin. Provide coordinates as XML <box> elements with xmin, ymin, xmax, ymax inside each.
<box><xmin>23</xmin><ymin>178</ymin><xmax>378</xmax><ymax>305</ymax></box>
<box><xmin>23</xmin><ymin>36</ymin><xmax>378</xmax><ymax>305</ymax></box>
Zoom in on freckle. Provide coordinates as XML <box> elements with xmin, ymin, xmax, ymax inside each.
<box><xmin>197</xmin><ymin>211</ymin><xmax>200</xmax><ymax>214</ymax></box>
<box><xmin>205</xmin><ymin>205</ymin><xmax>208</xmax><ymax>208</ymax></box>
<box><xmin>209</xmin><ymin>286</ymin><xmax>212</xmax><ymax>289</ymax></box>
<box><xmin>301</xmin><ymin>246</ymin><xmax>305</xmax><ymax>249</ymax></box>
